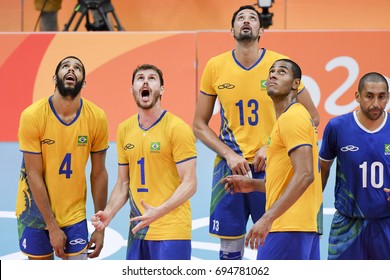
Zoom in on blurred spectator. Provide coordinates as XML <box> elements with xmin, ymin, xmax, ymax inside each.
<box><xmin>35</xmin><ymin>0</ymin><xmax>62</xmax><ymax>31</ymax></box>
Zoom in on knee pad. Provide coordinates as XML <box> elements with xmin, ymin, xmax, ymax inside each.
<box><xmin>219</xmin><ymin>237</ymin><xmax>245</xmax><ymax>260</ymax></box>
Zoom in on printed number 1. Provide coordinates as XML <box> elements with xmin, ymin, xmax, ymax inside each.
<box><xmin>136</xmin><ymin>157</ymin><xmax>148</xmax><ymax>192</ymax></box>
<box><xmin>137</xmin><ymin>157</ymin><xmax>145</xmax><ymax>185</ymax></box>
<box><xmin>59</xmin><ymin>153</ymin><xmax>73</xmax><ymax>179</ymax></box>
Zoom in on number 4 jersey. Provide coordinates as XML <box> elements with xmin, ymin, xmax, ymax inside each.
<box><xmin>16</xmin><ymin>96</ymin><xmax>109</xmax><ymax>229</ymax></box>
<box><xmin>319</xmin><ymin>111</ymin><xmax>390</xmax><ymax>219</ymax></box>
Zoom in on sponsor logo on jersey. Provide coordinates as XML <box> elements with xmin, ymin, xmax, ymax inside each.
<box><xmin>41</xmin><ymin>139</ymin><xmax>55</xmax><ymax>145</ymax></box>
<box><xmin>77</xmin><ymin>136</ymin><xmax>88</xmax><ymax>146</ymax></box>
<box><xmin>150</xmin><ymin>142</ymin><xmax>160</xmax><ymax>153</ymax></box>
<box><xmin>124</xmin><ymin>143</ymin><xmax>135</xmax><ymax>150</ymax></box>
<box><xmin>69</xmin><ymin>238</ymin><xmax>87</xmax><ymax>245</ymax></box>
<box><xmin>217</xmin><ymin>83</ymin><xmax>235</xmax><ymax>90</ymax></box>
<box><xmin>385</xmin><ymin>144</ymin><xmax>390</xmax><ymax>155</ymax></box>
<box><xmin>340</xmin><ymin>145</ymin><xmax>359</xmax><ymax>152</ymax></box>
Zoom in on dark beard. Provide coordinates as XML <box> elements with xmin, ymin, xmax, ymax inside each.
<box><xmin>56</xmin><ymin>76</ymin><xmax>83</xmax><ymax>99</ymax></box>
<box><xmin>234</xmin><ymin>30</ymin><xmax>258</xmax><ymax>42</ymax></box>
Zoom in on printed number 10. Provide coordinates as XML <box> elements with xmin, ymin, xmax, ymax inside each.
<box><xmin>359</xmin><ymin>161</ymin><xmax>384</xmax><ymax>189</ymax></box>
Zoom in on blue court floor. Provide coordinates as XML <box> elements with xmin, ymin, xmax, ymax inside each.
<box><xmin>0</xmin><ymin>141</ymin><xmax>335</xmax><ymax>260</ymax></box>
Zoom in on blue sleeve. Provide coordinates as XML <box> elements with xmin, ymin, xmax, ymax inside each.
<box><xmin>319</xmin><ymin>120</ymin><xmax>337</xmax><ymax>160</ymax></box>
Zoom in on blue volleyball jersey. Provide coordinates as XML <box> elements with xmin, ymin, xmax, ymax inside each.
<box><xmin>320</xmin><ymin>111</ymin><xmax>390</xmax><ymax>219</ymax></box>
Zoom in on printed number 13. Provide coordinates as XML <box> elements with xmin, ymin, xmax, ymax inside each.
<box><xmin>235</xmin><ymin>99</ymin><xmax>259</xmax><ymax>126</ymax></box>
<box><xmin>212</xmin><ymin>219</ymin><xmax>219</xmax><ymax>231</ymax></box>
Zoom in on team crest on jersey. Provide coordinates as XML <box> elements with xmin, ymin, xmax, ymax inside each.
<box><xmin>150</xmin><ymin>142</ymin><xmax>160</xmax><ymax>153</ymax></box>
<box><xmin>78</xmin><ymin>136</ymin><xmax>88</xmax><ymax>146</ymax></box>
<box><xmin>385</xmin><ymin>144</ymin><xmax>390</xmax><ymax>155</ymax></box>
<box><xmin>261</xmin><ymin>80</ymin><xmax>267</xmax><ymax>90</ymax></box>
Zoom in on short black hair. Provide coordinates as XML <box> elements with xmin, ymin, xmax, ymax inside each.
<box><xmin>55</xmin><ymin>56</ymin><xmax>86</xmax><ymax>78</ymax></box>
<box><xmin>231</xmin><ymin>5</ymin><xmax>262</xmax><ymax>28</ymax></box>
<box><xmin>132</xmin><ymin>64</ymin><xmax>164</xmax><ymax>86</ymax></box>
<box><xmin>272</xmin><ymin>58</ymin><xmax>302</xmax><ymax>80</ymax></box>
<box><xmin>358</xmin><ymin>72</ymin><xmax>389</xmax><ymax>93</ymax></box>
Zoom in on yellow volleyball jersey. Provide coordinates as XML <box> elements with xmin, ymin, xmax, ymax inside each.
<box><xmin>16</xmin><ymin>96</ymin><xmax>109</xmax><ymax>229</ymax></box>
<box><xmin>116</xmin><ymin>111</ymin><xmax>196</xmax><ymax>240</ymax></box>
<box><xmin>265</xmin><ymin>103</ymin><xmax>322</xmax><ymax>232</ymax></box>
<box><xmin>200</xmin><ymin>49</ymin><xmax>305</xmax><ymax>162</ymax></box>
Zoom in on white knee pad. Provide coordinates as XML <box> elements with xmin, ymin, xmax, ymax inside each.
<box><xmin>220</xmin><ymin>237</ymin><xmax>245</xmax><ymax>260</ymax></box>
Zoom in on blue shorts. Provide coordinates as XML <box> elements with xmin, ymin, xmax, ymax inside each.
<box><xmin>17</xmin><ymin>219</ymin><xmax>88</xmax><ymax>258</ymax></box>
<box><xmin>210</xmin><ymin>157</ymin><xmax>265</xmax><ymax>238</ymax></box>
<box><xmin>126</xmin><ymin>239</ymin><xmax>191</xmax><ymax>260</ymax></box>
<box><xmin>328</xmin><ymin>211</ymin><xmax>390</xmax><ymax>260</ymax></box>
<box><xmin>257</xmin><ymin>232</ymin><xmax>320</xmax><ymax>260</ymax></box>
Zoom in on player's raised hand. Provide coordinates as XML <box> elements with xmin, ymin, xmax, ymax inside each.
<box><xmin>130</xmin><ymin>200</ymin><xmax>160</xmax><ymax>234</ymax></box>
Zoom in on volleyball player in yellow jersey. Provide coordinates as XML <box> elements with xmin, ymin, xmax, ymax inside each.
<box><xmin>223</xmin><ymin>59</ymin><xmax>322</xmax><ymax>259</ymax></box>
<box><xmin>92</xmin><ymin>64</ymin><xmax>197</xmax><ymax>260</ymax></box>
<box><xmin>193</xmin><ymin>5</ymin><xmax>319</xmax><ymax>260</ymax></box>
<box><xmin>16</xmin><ymin>56</ymin><xmax>109</xmax><ymax>260</ymax></box>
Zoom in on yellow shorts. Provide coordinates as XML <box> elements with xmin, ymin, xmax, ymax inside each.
<box><xmin>34</xmin><ymin>0</ymin><xmax>62</xmax><ymax>12</ymax></box>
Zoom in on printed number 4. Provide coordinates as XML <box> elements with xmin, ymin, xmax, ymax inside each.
<box><xmin>59</xmin><ymin>153</ymin><xmax>73</xmax><ymax>179</ymax></box>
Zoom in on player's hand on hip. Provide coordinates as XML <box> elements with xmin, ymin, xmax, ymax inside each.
<box><xmin>225</xmin><ymin>152</ymin><xmax>250</xmax><ymax>175</ymax></box>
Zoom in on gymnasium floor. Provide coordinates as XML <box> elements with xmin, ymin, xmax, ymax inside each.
<box><xmin>0</xmin><ymin>141</ymin><xmax>335</xmax><ymax>260</ymax></box>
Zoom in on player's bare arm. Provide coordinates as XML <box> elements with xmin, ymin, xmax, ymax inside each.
<box><xmin>23</xmin><ymin>152</ymin><xmax>67</xmax><ymax>259</ymax></box>
<box><xmin>297</xmin><ymin>88</ymin><xmax>320</xmax><ymax>126</ymax></box>
<box><xmin>193</xmin><ymin>94</ymin><xmax>250</xmax><ymax>175</ymax></box>
<box><xmin>92</xmin><ymin>165</ymin><xmax>129</xmax><ymax>231</ymax></box>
